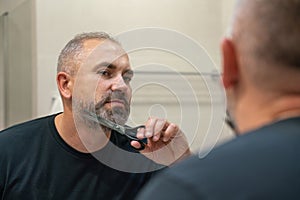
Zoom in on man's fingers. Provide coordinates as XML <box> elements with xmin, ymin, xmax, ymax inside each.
<box><xmin>152</xmin><ymin>119</ymin><xmax>166</xmax><ymax>141</ymax></box>
<box><xmin>163</xmin><ymin>123</ymin><xmax>179</xmax><ymax>142</ymax></box>
<box><xmin>145</xmin><ymin>117</ymin><xmax>156</xmax><ymax>138</ymax></box>
<box><xmin>137</xmin><ymin>127</ymin><xmax>146</xmax><ymax>139</ymax></box>
<box><xmin>130</xmin><ymin>140</ymin><xmax>142</xmax><ymax>149</ymax></box>
<box><xmin>141</xmin><ymin>117</ymin><xmax>179</xmax><ymax>143</ymax></box>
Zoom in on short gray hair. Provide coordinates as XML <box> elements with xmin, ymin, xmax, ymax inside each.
<box><xmin>234</xmin><ymin>0</ymin><xmax>300</xmax><ymax>68</ymax></box>
<box><xmin>57</xmin><ymin>32</ymin><xmax>120</xmax><ymax>75</ymax></box>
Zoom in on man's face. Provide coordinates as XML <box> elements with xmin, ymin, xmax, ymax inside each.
<box><xmin>73</xmin><ymin>39</ymin><xmax>133</xmax><ymax>125</ymax></box>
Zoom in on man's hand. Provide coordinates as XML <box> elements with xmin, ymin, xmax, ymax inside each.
<box><xmin>131</xmin><ymin>117</ymin><xmax>191</xmax><ymax>166</ymax></box>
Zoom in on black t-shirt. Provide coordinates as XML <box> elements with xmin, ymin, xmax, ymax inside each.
<box><xmin>137</xmin><ymin>117</ymin><xmax>300</xmax><ymax>199</ymax></box>
<box><xmin>0</xmin><ymin>114</ymin><xmax>162</xmax><ymax>200</ymax></box>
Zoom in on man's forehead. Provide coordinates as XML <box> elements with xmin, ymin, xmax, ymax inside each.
<box><xmin>93</xmin><ymin>54</ymin><xmax>131</xmax><ymax>70</ymax></box>
<box><xmin>81</xmin><ymin>39</ymin><xmax>130</xmax><ymax>71</ymax></box>
<box><xmin>84</xmin><ymin>39</ymin><xmax>129</xmax><ymax>62</ymax></box>
<box><xmin>84</xmin><ymin>39</ymin><xmax>124</xmax><ymax>53</ymax></box>
<box><xmin>84</xmin><ymin>39</ymin><xmax>127</xmax><ymax>59</ymax></box>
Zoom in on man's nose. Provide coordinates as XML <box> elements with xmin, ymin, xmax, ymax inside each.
<box><xmin>111</xmin><ymin>75</ymin><xmax>128</xmax><ymax>91</ymax></box>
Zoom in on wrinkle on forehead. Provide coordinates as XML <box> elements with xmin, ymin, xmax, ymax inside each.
<box><xmin>84</xmin><ymin>39</ymin><xmax>125</xmax><ymax>55</ymax></box>
<box><xmin>84</xmin><ymin>40</ymin><xmax>129</xmax><ymax>68</ymax></box>
<box><xmin>78</xmin><ymin>39</ymin><xmax>130</xmax><ymax>74</ymax></box>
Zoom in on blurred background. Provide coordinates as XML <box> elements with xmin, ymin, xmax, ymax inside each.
<box><xmin>0</xmin><ymin>0</ymin><xmax>236</xmax><ymax>152</ymax></box>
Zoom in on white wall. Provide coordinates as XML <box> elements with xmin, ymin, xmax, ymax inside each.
<box><xmin>34</xmin><ymin>0</ymin><xmax>236</xmax><ymax>151</ymax></box>
<box><xmin>35</xmin><ymin>0</ymin><xmax>224</xmax><ymax>115</ymax></box>
<box><xmin>0</xmin><ymin>0</ymin><xmax>35</xmax><ymax>128</ymax></box>
<box><xmin>1</xmin><ymin>0</ymin><xmax>236</xmax><ymax>149</ymax></box>
<box><xmin>222</xmin><ymin>0</ymin><xmax>236</xmax><ymax>33</ymax></box>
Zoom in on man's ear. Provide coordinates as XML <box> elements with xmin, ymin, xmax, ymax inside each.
<box><xmin>56</xmin><ymin>72</ymin><xmax>73</xmax><ymax>99</ymax></box>
<box><xmin>221</xmin><ymin>38</ymin><xmax>239</xmax><ymax>89</ymax></box>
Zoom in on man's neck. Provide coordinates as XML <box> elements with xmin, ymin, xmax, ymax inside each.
<box><xmin>55</xmin><ymin>112</ymin><xmax>110</xmax><ymax>153</ymax></box>
<box><xmin>272</xmin><ymin>96</ymin><xmax>300</xmax><ymax>122</ymax></box>
<box><xmin>236</xmin><ymin>94</ymin><xmax>300</xmax><ymax>134</ymax></box>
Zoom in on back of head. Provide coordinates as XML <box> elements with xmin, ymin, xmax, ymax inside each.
<box><xmin>231</xmin><ymin>0</ymin><xmax>300</xmax><ymax>92</ymax></box>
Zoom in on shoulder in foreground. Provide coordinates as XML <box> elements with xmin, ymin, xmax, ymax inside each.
<box><xmin>152</xmin><ymin>116</ymin><xmax>300</xmax><ymax>184</ymax></box>
<box><xmin>137</xmin><ymin>119</ymin><xmax>300</xmax><ymax>199</ymax></box>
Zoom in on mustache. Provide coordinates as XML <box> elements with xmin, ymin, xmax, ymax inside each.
<box><xmin>94</xmin><ymin>91</ymin><xmax>130</xmax><ymax>110</ymax></box>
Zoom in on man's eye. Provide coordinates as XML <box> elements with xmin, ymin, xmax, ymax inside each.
<box><xmin>97</xmin><ymin>70</ymin><xmax>110</xmax><ymax>77</ymax></box>
<box><xmin>123</xmin><ymin>76</ymin><xmax>132</xmax><ymax>83</ymax></box>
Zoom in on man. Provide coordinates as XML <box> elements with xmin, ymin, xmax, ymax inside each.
<box><xmin>0</xmin><ymin>32</ymin><xmax>190</xmax><ymax>199</ymax></box>
<box><xmin>137</xmin><ymin>0</ymin><xmax>300</xmax><ymax>199</ymax></box>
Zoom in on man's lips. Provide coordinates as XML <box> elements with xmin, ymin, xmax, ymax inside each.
<box><xmin>95</xmin><ymin>93</ymin><xmax>130</xmax><ymax>110</ymax></box>
<box><xmin>105</xmin><ymin>99</ymin><xmax>125</xmax><ymax>106</ymax></box>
